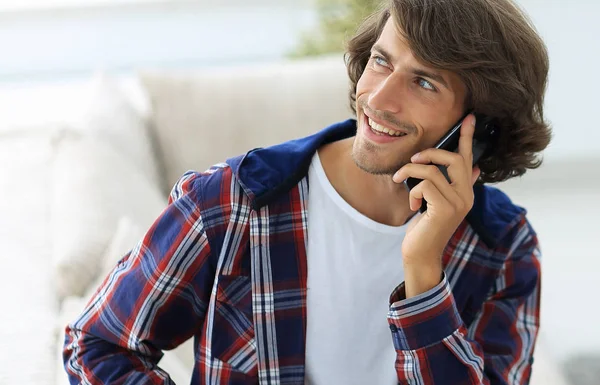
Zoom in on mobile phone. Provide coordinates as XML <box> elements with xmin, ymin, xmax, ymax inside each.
<box><xmin>403</xmin><ymin>112</ymin><xmax>498</xmax><ymax>213</ymax></box>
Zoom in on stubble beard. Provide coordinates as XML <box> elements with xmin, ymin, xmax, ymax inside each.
<box><xmin>351</xmin><ymin>136</ymin><xmax>410</xmax><ymax>176</ymax></box>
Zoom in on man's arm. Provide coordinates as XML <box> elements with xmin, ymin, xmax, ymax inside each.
<box><xmin>388</xmin><ymin>217</ymin><xmax>541</xmax><ymax>384</ymax></box>
<box><xmin>63</xmin><ymin>171</ymin><xmax>215</xmax><ymax>384</ymax></box>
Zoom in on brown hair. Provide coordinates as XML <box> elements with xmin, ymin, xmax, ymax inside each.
<box><xmin>345</xmin><ymin>0</ymin><xmax>552</xmax><ymax>183</ymax></box>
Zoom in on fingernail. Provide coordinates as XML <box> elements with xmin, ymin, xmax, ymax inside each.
<box><xmin>471</xmin><ymin>115</ymin><xmax>477</xmax><ymax>127</ymax></box>
<box><xmin>411</xmin><ymin>152</ymin><xmax>420</xmax><ymax>161</ymax></box>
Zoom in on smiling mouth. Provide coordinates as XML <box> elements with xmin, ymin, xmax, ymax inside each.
<box><xmin>366</xmin><ymin>116</ymin><xmax>407</xmax><ymax>137</ymax></box>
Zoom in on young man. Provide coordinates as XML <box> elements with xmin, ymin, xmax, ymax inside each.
<box><xmin>64</xmin><ymin>0</ymin><xmax>551</xmax><ymax>384</ymax></box>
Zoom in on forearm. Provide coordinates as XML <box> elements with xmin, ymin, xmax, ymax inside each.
<box><xmin>64</xmin><ymin>327</ymin><xmax>173</xmax><ymax>385</ymax></box>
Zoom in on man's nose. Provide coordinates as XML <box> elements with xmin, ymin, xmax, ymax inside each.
<box><xmin>367</xmin><ymin>74</ymin><xmax>405</xmax><ymax>114</ymax></box>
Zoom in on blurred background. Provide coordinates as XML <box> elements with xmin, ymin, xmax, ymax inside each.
<box><xmin>0</xmin><ymin>0</ymin><xmax>597</xmax><ymax>384</ymax></box>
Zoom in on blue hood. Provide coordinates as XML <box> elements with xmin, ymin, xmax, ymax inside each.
<box><xmin>226</xmin><ymin>119</ymin><xmax>525</xmax><ymax>248</ymax></box>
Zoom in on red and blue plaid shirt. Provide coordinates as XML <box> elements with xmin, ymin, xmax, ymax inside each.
<box><xmin>64</xmin><ymin>120</ymin><xmax>541</xmax><ymax>384</ymax></box>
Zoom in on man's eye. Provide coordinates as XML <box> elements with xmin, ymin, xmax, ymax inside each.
<box><xmin>373</xmin><ymin>55</ymin><xmax>389</xmax><ymax>67</ymax></box>
<box><xmin>417</xmin><ymin>78</ymin><xmax>436</xmax><ymax>91</ymax></box>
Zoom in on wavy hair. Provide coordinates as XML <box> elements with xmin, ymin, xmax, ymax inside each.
<box><xmin>345</xmin><ymin>0</ymin><xmax>552</xmax><ymax>183</ymax></box>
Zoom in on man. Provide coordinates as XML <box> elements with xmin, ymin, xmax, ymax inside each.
<box><xmin>64</xmin><ymin>0</ymin><xmax>551</xmax><ymax>384</ymax></box>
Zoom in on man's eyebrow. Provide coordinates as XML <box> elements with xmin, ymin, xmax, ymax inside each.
<box><xmin>371</xmin><ymin>44</ymin><xmax>395</xmax><ymax>63</ymax></box>
<box><xmin>371</xmin><ymin>43</ymin><xmax>450</xmax><ymax>90</ymax></box>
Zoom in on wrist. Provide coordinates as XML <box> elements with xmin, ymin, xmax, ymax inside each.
<box><xmin>404</xmin><ymin>261</ymin><xmax>443</xmax><ymax>299</ymax></box>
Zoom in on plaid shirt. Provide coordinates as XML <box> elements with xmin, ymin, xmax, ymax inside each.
<box><xmin>64</xmin><ymin>120</ymin><xmax>541</xmax><ymax>385</ymax></box>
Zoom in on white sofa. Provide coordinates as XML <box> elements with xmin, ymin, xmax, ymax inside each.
<box><xmin>0</xmin><ymin>55</ymin><xmax>585</xmax><ymax>385</ymax></box>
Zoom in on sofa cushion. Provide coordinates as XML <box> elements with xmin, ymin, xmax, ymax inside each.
<box><xmin>51</xmin><ymin>130</ymin><xmax>166</xmax><ymax>299</ymax></box>
<box><xmin>49</xmin><ymin>74</ymin><xmax>167</xmax><ymax>299</ymax></box>
<box><xmin>0</xmin><ymin>129</ymin><xmax>60</xmax><ymax>385</ymax></box>
<box><xmin>140</xmin><ymin>55</ymin><xmax>353</xmax><ymax>188</ymax></box>
<box><xmin>72</xmin><ymin>74</ymin><xmax>161</xmax><ymax>187</ymax></box>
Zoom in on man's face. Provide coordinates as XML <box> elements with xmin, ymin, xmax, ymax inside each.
<box><xmin>353</xmin><ymin>18</ymin><xmax>468</xmax><ymax>175</ymax></box>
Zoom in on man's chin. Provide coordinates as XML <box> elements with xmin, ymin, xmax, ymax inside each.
<box><xmin>351</xmin><ymin>151</ymin><xmax>405</xmax><ymax>176</ymax></box>
<box><xmin>352</xmin><ymin>132</ymin><xmax>411</xmax><ymax>176</ymax></box>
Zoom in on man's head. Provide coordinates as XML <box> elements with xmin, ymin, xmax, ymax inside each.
<box><xmin>345</xmin><ymin>0</ymin><xmax>551</xmax><ymax>182</ymax></box>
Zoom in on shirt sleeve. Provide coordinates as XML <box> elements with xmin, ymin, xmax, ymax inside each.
<box><xmin>388</xmin><ymin>217</ymin><xmax>541</xmax><ymax>384</ymax></box>
<box><xmin>63</xmin><ymin>171</ymin><xmax>215</xmax><ymax>385</ymax></box>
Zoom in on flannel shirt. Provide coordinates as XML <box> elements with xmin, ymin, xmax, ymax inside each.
<box><xmin>64</xmin><ymin>119</ymin><xmax>541</xmax><ymax>384</ymax></box>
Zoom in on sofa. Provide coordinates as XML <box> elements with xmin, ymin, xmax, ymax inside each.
<box><xmin>0</xmin><ymin>55</ymin><xmax>588</xmax><ymax>385</ymax></box>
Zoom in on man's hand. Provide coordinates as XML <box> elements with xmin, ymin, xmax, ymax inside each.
<box><xmin>392</xmin><ymin>114</ymin><xmax>480</xmax><ymax>298</ymax></box>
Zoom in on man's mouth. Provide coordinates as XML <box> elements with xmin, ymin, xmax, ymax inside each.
<box><xmin>366</xmin><ymin>117</ymin><xmax>407</xmax><ymax>137</ymax></box>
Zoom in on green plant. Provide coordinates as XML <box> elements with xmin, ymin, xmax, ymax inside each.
<box><xmin>290</xmin><ymin>0</ymin><xmax>381</xmax><ymax>57</ymax></box>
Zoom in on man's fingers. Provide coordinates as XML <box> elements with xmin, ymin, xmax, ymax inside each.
<box><xmin>458</xmin><ymin>114</ymin><xmax>476</xmax><ymax>165</ymax></box>
<box><xmin>410</xmin><ymin>149</ymin><xmax>466</xmax><ymax>187</ymax></box>
<box><xmin>393</xmin><ymin>164</ymin><xmax>462</xmax><ymax>206</ymax></box>
<box><xmin>409</xmin><ymin>180</ymin><xmax>449</xmax><ymax>213</ymax></box>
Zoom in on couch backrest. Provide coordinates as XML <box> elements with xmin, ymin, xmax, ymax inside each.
<box><xmin>140</xmin><ymin>55</ymin><xmax>353</xmax><ymax>189</ymax></box>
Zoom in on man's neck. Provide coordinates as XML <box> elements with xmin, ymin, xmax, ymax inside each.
<box><xmin>317</xmin><ymin>138</ymin><xmax>416</xmax><ymax>227</ymax></box>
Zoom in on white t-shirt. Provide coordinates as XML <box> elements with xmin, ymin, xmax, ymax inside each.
<box><xmin>304</xmin><ymin>152</ymin><xmax>410</xmax><ymax>385</ymax></box>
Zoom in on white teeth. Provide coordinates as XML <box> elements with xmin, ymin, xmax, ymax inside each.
<box><xmin>368</xmin><ymin>117</ymin><xmax>405</xmax><ymax>137</ymax></box>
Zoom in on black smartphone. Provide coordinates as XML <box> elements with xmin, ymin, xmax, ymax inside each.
<box><xmin>403</xmin><ymin>112</ymin><xmax>498</xmax><ymax>213</ymax></box>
